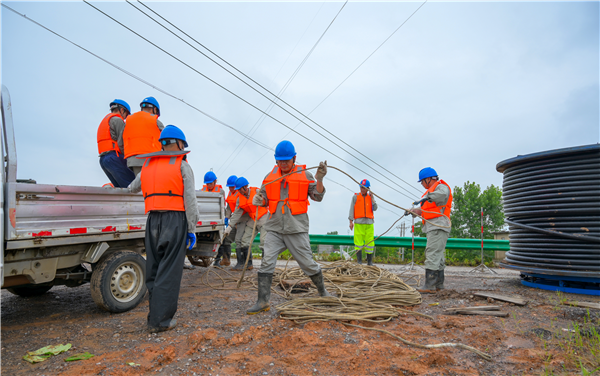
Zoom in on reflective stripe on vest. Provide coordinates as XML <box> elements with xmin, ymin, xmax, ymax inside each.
<box><xmin>97</xmin><ymin>113</ymin><xmax>122</xmax><ymax>155</ymax></box>
<box><xmin>238</xmin><ymin>187</ymin><xmax>268</xmax><ymax>220</ymax></box>
<box><xmin>141</xmin><ymin>155</ymin><xmax>185</xmax><ymax>213</ymax></box>
<box><xmin>421</xmin><ymin>179</ymin><xmax>453</xmax><ymax>220</ymax></box>
<box><xmin>263</xmin><ymin>165</ymin><xmax>312</xmax><ymax>216</ymax></box>
<box><xmin>226</xmin><ymin>191</ymin><xmax>238</xmax><ymax>212</ymax></box>
<box><xmin>353</xmin><ymin>193</ymin><xmax>374</xmax><ymax>219</ymax></box>
<box><xmin>201</xmin><ymin>184</ymin><xmax>222</xmax><ymax>192</ymax></box>
<box><xmin>123</xmin><ymin>111</ymin><xmax>161</xmax><ymax>159</ymax></box>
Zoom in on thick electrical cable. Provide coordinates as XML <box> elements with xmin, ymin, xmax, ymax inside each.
<box><xmin>217</xmin><ymin>0</ymin><xmax>346</xmax><ymax>174</ymax></box>
<box><xmin>1</xmin><ymin>3</ymin><xmax>274</xmax><ymax>153</ymax></box>
<box><xmin>88</xmin><ymin>0</ymin><xmax>421</xmax><ymax>201</ymax></box>
<box><xmin>128</xmin><ymin>0</ymin><xmax>420</xmax><ymax>198</ymax></box>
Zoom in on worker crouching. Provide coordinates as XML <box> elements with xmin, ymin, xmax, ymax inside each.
<box><xmin>349</xmin><ymin>179</ymin><xmax>378</xmax><ymax>265</ymax></box>
<box><xmin>247</xmin><ymin>140</ymin><xmax>332</xmax><ymax>315</ymax></box>
<box><xmin>128</xmin><ymin>125</ymin><xmax>199</xmax><ymax>333</ymax></box>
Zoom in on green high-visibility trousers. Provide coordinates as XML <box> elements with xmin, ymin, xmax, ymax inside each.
<box><xmin>354</xmin><ymin>223</ymin><xmax>375</xmax><ymax>254</ymax></box>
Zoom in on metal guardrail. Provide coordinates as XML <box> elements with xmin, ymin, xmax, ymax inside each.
<box><xmin>254</xmin><ymin>234</ymin><xmax>510</xmax><ymax>250</ymax></box>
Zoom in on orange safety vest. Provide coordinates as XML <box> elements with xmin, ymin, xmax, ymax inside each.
<box><xmin>263</xmin><ymin>164</ymin><xmax>312</xmax><ymax>216</ymax></box>
<box><xmin>353</xmin><ymin>193</ymin><xmax>374</xmax><ymax>219</ymax></box>
<box><xmin>97</xmin><ymin>113</ymin><xmax>123</xmax><ymax>155</ymax></box>
<box><xmin>226</xmin><ymin>191</ymin><xmax>238</xmax><ymax>212</ymax></box>
<box><xmin>420</xmin><ymin>179</ymin><xmax>452</xmax><ymax>220</ymax></box>
<box><xmin>140</xmin><ymin>155</ymin><xmax>185</xmax><ymax>213</ymax></box>
<box><xmin>238</xmin><ymin>187</ymin><xmax>268</xmax><ymax>220</ymax></box>
<box><xmin>201</xmin><ymin>184</ymin><xmax>223</xmax><ymax>193</ymax></box>
<box><xmin>123</xmin><ymin>111</ymin><xmax>161</xmax><ymax>159</ymax></box>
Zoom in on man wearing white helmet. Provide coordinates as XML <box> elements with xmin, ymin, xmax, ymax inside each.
<box><xmin>128</xmin><ymin>125</ymin><xmax>198</xmax><ymax>333</ymax></box>
<box><xmin>247</xmin><ymin>140</ymin><xmax>332</xmax><ymax>315</ymax></box>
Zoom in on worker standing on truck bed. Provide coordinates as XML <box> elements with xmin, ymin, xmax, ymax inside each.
<box><xmin>201</xmin><ymin>171</ymin><xmax>224</xmax><ymax>194</ymax></box>
<box><xmin>127</xmin><ymin>125</ymin><xmax>199</xmax><ymax>333</ymax></box>
<box><xmin>408</xmin><ymin>167</ymin><xmax>452</xmax><ymax>294</ymax></box>
<box><xmin>223</xmin><ymin>177</ymin><xmax>268</xmax><ymax>271</ymax></box>
<box><xmin>214</xmin><ymin>175</ymin><xmax>238</xmax><ymax>268</ymax></box>
<box><xmin>123</xmin><ymin>97</ymin><xmax>165</xmax><ymax>176</ymax></box>
<box><xmin>349</xmin><ymin>179</ymin><xmax>378</xmax><ymax>266</ymax></box>
<box><xmin>97</xmin><ymin>99</ymin><xmax>135</xmax><ymax>188</ymax></box>
<box><xmin>247</xmin><ymin>141</ymin><xmax>332</xmax><ymax>314</ymax></box>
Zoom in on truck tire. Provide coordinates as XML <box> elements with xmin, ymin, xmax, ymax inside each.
<box><xmin>90</xmin><ymin>251</ymin><xmax>147</xmax><ymax>313</ymax></box>
<box><xmin>7</xmin><ymin>283</ymin><xmax>53</xmax><ymax>297</ymax></box>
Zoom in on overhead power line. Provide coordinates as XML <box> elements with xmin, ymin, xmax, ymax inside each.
<box><xmin>84</xmin><ymin>0</ymin><xmax>418</xmax><ymax>201</ymax></box>
<box><xmin>121</xmin><ymin>0</ymin><xmax>421</xmax><ymax>198</ymax></box>
<box><xmin>1</xmin><ymin>3</ymin><xmax>273</xmax><ymax>152</ymax></box>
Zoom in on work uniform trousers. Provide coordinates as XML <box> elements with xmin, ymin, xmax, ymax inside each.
<box><xmin>145</xmin><ymin>211</ymin><xmax>188</xmax><ymax>329</ymax></box>
<box><xmin>259</xmin><ymin>232</ymin><xmax>320</xmax><ymax>276</ymax></box>
<box><xmin>99</xmin><ymin>151</ymin><xmax>136</xmax><ymax>188</ymax></box>
<box><xmin>240</xmin><ymin>215</ymin><xmax>267</xmax><ymax>250</ymax></box>
<box><xmin>424</xmin><ymin>229</ymin><xmax>449</xmax><ymax>271</ymax></box>
<box><xmin>354</xmin><ymin>223</ymin><xmax>375</xmax><ymax>254</ymax></box>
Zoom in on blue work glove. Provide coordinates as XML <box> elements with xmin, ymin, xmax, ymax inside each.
<box><xmin>413</xmin><ymin>197</ymin><xmax>427</xmax><ymax>206</ymax></box>
<box><xmin>224</xmin><ymin>217</ymin><xmax>229</xmax><ymax>228</ymax></box>
<box><xmin>186</xmin><ymin>233</ymin><xmax>196</xmax><ymax>250</ymax></box>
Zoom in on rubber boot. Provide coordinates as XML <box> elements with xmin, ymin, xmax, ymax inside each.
<box><xmin>417</xmin><ymin>269</ymin><xmax>438</xmax><ymax>294</ymax></box>
<box><xmin>231</xmin><ymin>248</ymin><xmax>244</xmax><ymax>271</ymax></box>
<box><xmin>213</xmin><ymin>247</ymin><xmax>223</xmax><ymax>268</ymax></box>
<box><xmin>246</xmin><ymin>273</ymin><xmax>272</xmax><ymax>314</ymax></box>
<box><xmin>366</xmin><ymin>252</ymin><xmax>374</xmax><ymax>266</ymax></box>
<box><xmin>221</xmin><ymin>245</ymin><xmax>231</xmax><ymax>267</ymax></box>
<box><xmin>309</xmin><ymin>270</ymin><xmax>333</xmax><ymax>297</ymax></box>
<box><xmin>436</xmin><ymin>269</ymin><xmax>445</xmax><ymax>290</ymax></box>
<box><xmin>246</xmin><ymin>247</ymin><xmax>254</xmax><ymax>271</ymax></box>
<box><xmin>356</xmin><ymin>250</ymin><xmax>363</xmax><ymax>265</ymax></box>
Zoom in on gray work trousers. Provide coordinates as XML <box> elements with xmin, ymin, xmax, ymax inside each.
<box><xmin>222</xmin><ymin>225</ymin><xmax>237</xmax><ymax>246</ymax></box>
<box><xmin>424</xmin><ymin>229</ymin><xmax>449</xmax><ymax>271</ymax></box>
<box><xmin>145</xmin><ymin>211</ymin><xmax>188</xmax><ymax>328</ymax></box>
<box><xmin>240</xmin><ymin>215</ymin><xmax>267</xmax><ymax>249</ymax></box>
<box><xmin>259</xmin><ymin>232</ymin><xmax>320</xmax><ymax>276</ymax></box>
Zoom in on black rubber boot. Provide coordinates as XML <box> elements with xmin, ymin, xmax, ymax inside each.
<box><xmin>247</xmin><ymin>273</ymin><xmax>272</xmax><ymax>314</ymax></box>
<box><xmin>417</xmin><ymin>269</ymin><xmax>438</xmax><ymax>294</ymax></box>
<box><xmin>213</xmin><ymin>247</ymin><xmax>223</xmax><ymax>268</ymax></box>
<box><xmin>309</xmin><ymin>270</ymin><xmax>333</xmax><ymax>297</ymax></box>
<box><xmin>231</xmin><ymin>247</ymin><xmax>244</xmax><ymax>271</ymax></box>
<box><xmin>221</xmin><ymin>245</ymin><xmax>232</xmax><ymax>267</ymax></box>
<box><xmin>366</xmin><ymin>252</ymin><xmax>374</xmax><ymax>266</ymax></box>
<box><xmin>356</xmin><ymin>250</ymin><xmax>363</xmax><ymax>265</ymax></box>
<box><xmin>436</xmin><ymin>269</ymin><xmax>445</xmax><ymax>290</ymax></box>
<box><xmin>246</xmin><ymin>247</ymin><xmax>254</xmax><ymax>270</ymax></box>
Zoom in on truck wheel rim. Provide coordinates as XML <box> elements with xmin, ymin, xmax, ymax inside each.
<box><xmin>110</xmin><ymin>262</ymin><xmax>143</xmax><ymax>303</ymax></box>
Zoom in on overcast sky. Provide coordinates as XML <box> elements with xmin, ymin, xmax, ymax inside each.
<box><xmin>2</xmin><ymin>1</ymin><xmax>598</xmax><ymax>236</ymax></box>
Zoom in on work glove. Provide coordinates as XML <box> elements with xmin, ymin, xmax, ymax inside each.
<box><xmin>413</xmin><ymin>197</ymin><xmax>427</xmax><ymax>206</ymax></box>
<box><xmin>223</xmin><ymin>226</ymin><xmax>233</xmax><ymax>237</ymax></box>
<box><xmin>224</xmin><ymin>217</ymin><xmax>229</xmax><ymax>228</ymax></box>
<box><xmin>186</xmin><ymin>233</ymin><xmax>196</xmax><ymax>250</ymax></box>
<box><xmin>315</xmin><ymin>160</ymin><xmax>328</xmax><ymax>182</ymax></box>
<box><xmin>252</xmin><ymin>191</ymin><xmax>264</xmax><ymax>206</ymax></box>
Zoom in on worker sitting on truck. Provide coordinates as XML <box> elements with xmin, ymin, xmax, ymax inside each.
<box><xmin>214</xmin><ymin>175</ymin><xmax>238</xmax><ymax>268</ymax></box>
<box><xmin>408</xmin><ymin>167</ymin><xmax>452</xmax><ymax>294</ymax></box>
<box><xmin>349</xmin><ymin>179</ymin><xmax>378</xmax><ymax>266</ymax></box>
<box><xmin>201</xmin><ymin>171</ymin><xmax>224</xmax><ymax>193</ymax></box>
<box><xmin>97</xmin><ymin>100</ymin><xmax>136</xmax><ymax>188</ymax></box>
<box><xmin>127</xmin><ymin>125</ymin><xmax>199</xmax><ymax>333</ymax></box>
<box><xmin>223</xmin><ymin>177</ymin><xmax>268</xmax><ymax>271</ymax></box>
<box><xmin>123</xmin><ymin>97</ymin><xmax>165</xmax><ymax>176</ymax></box>
<box><xmin>247</xmin><ymin>141</ymin><xmax>332</xmax><ymax>314</ymax></box>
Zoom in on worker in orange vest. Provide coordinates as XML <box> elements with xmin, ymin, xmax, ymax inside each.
<box><xmin>97</xmin><ymin>100</ymin><xmax>135</xmax><ymax>187</ymax></box>
<box><xmin>123</xmin><ymin>97</ymin><xmax>164</xmax><ymax>176</ymax></box>
<box><xmin>223</xmin><ymin>177</ymin><xmax>269</xmax><ymax>271</ymax></box>
<box><xmin>127</xmin><ymin>125</ymin><xmax>198</xmax><ymax>333</ymax></box>
<box><xmin>246</xmin><ymin>140</ymin><xmax>332</xmax><ymax>315</ymax></box>
<box><xmin>201</xmin><ymin>171</ymin><xmax>224</xmax><ymax>195</ymax></box>
<box><xmin>408</xmin><ymin>167</ymin><xmax>452</xmax><ymax>294</ymax></box>
<box><xmin>214</xmin><ymin>175</ymin><xmax>238</xmax><ymax>268</ymax></box>
<box><xmin>349</xmin><ymin>179</ymin><xmax>378</xmax><ymax>266</ymax></box>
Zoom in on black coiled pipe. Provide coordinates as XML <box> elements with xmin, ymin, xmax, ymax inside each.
<box><xmin>496</xmin><ymin>144</ymin><xmax>600</xmax><ymax>273</ymax></box>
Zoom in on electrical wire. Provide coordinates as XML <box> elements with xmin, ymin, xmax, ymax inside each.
<box><xmin>115</xmin><ymin>0</ymin><xmax>421</xmax><ymax>199</ymax></box>
<box><xmin>1</xmin><ymin>3</ymin><xmax>274</xmax><ymax>153</ymax></box>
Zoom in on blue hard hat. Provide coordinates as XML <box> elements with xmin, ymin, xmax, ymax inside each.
<box><xmin>418</xmin><ymin>167</ymin><xmax>438</xmax><ymax>182</ymax></box>
<box><xmin>140</xmin><ymin>96</ymin><xmax>160</xmax><ymax>115</ymax></box>
<box><xmin>235</xmin><ymin>177</ymin><xmax>249</xmax><ymax>190</ymax></box>
<box><xmin>274</xmin><ymin>140</ymin><xmax>296</xmax><ymax>161</ymax></box>
<box><xmin>110</xmin><ymin>99</ymin><xmax>131</xmax><ymax>114</ymax></box>
<box><xmin>204</xmin><ymin>171</ymin><xmax>217</xmax><ymax>184</ymax></box>
<box><xmin>159</xmin><ymin>125</ymin><xmax>188</xmax><ymax>148</ymax></box>
<box><xmin>360</xmin><ymin>179</ymin><xmax>370</xmax><ymax>188</ymax></box>
<box><xmin>226</xmin><ymin>175</ymin><xmax>238</xmax><ymax>187</ymax></box>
